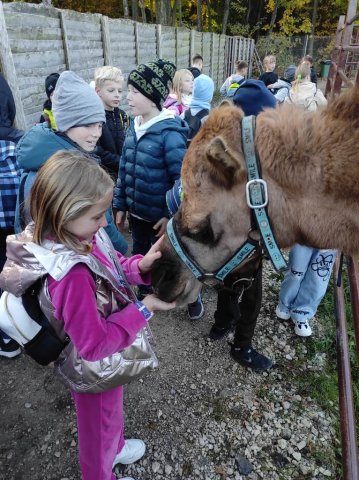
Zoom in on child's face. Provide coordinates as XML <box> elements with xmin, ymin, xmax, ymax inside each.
<box><xmin>66</xmin><ymin>123</ymin><xmax>103</xmax><ymax>152</ymax></box>
<box><xmin>96</xmin><ymin>80</ymin><xmax>123</xmax><ymax>111</ymax></box>
<box><xmin>65</xmin><ymin>190</ymin><xmax>113</xmax><ymax>242</ymax></box>
<box><xmin>127</xmin><ymin>84</ymin><xmax>157</xmax><ymax>117</ymax></box>
<box><xmin>181</xmin><ymin>74</ymin><xmax>194</xmax><ymax>95</ymax></box>
<box><xmin>266</xmin><ymin>61</ymin><xmax>276</xmax><ymax>72</ymax></box>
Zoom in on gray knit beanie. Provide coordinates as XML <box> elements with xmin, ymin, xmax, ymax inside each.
<box><xmin>52</xmin><ymin>71</ymin><xmax>105</xmax><ymax>132</ymax></box>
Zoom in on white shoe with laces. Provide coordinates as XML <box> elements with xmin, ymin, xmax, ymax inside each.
<box><xmin>112</xmin><ymin>439</ymin><xmax>146</xmax><ymax>468</ymax></box>
<box><xmin>293</xmin><ymin>318</ymin><xmax>312</xmax><ymax>337</ymax></box>
<box><xmin>275</xmin><ymin>304</ymin><xmax>290</xmax><ymax>321</ymax></box>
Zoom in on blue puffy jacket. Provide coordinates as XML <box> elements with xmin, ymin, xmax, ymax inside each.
<box><xmin>113</xmin><ymin>116</ymin><xmax>188</xmax><ymax>222</ymax></box>
<box><xmin>14</xmin><ymin>123</ymin><xmax>128</xmax><ymax>253</ymax></box>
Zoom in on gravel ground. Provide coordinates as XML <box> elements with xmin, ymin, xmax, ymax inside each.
<box><xmin>0</xmin><ymin>259</ymin><xmax>339</xmax><ymax>480</ymax></box>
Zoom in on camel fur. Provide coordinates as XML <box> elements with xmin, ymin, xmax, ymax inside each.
<box><xmin>152</xmin><ymin>85</ymin><xmax>359</xmax><ymax>303</ymax></box>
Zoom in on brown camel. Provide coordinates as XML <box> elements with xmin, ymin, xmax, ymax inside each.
<box><xmin>152</xmin><ymin>84</ymin><xmax>359</xmax><ymax>304</ymax></box>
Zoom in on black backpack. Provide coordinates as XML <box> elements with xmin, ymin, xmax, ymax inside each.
<box><xmin>0</xmin><ymin>278</ymin><xmax>69</xmax><ymax>365</ymax></box>
<box><xmin>184</xmin><ymin>108</ymin><xmax>209</xmax><ymax>145</ymax></box>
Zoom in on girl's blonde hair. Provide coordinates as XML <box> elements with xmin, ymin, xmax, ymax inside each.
<box><xmin>30</xmin><ymin>151</ymin><xmax>114</xmax><ymax>254</ymax></box>
<box><xmin>94</xmin><ymin>66</ymin><xmax>124</xmax><ymax>88</ymax></box>
<box><xmin>263</xmin><ymin>55</ymin><xmax>276</xmax><ymax>67</ymax></box>
<box><xmin>291</xmin><ymin>62</ymin><xmax>311</xmax><ymax>91</ymax></box>
<box><xmin>170</xmin><ymin>69</ymin><xmax>193</xmax><ymax>104</ymax></box>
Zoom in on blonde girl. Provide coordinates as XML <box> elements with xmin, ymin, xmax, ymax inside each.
<box><xmin>286</xmin><ymin>61</ymin><xmax>327</xmax><ymax>111</ymax></box>
<box><xmin>163</xmin><ymin>68</ymin><xmax>194</xmax><ymax>115</ymax></box>
<box><xmin>259</xmin><ymin>54</ymin><xmax>278</xmax><ymax>86</ymax></box>
<box><xmin>1</xmin><ymin>151</ymin><xmax>175</xmax><ymax>480</ymax></box>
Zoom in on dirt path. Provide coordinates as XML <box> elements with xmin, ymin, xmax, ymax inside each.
<box><xmin>0</xmin><ymin>261</ymin><xmax>338</xmax><ymax>480</ymax></box>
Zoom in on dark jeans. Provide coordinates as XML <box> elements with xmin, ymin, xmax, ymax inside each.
<box><xmin>130</xmin><ymin>216</ymin><xmax>158</xmax><ymax>295</ymax></box>
<box><xmin>130</xmin><ymin>215</ymin><xmax>158</xmax><ymax>256</ymax></box>
<box><xmin>214</xmin><ymin>264</ymin><xmax>263</xmax><ymax>348</ymax></box>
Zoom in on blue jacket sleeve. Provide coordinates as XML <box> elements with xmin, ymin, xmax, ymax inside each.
<box><xmin>113</xmin><ymin>150</ymin><xmax>127</xmax><ymax>212</ymax></box>
<box><xmin>103</xmin><ymin>209</ymin><xmax>128</xmax><ymax>254</ymax></box>
<box><xmin>163</xmin><ymin>129</ymin><xmax>187</xmax><ymax>185</ymax></box>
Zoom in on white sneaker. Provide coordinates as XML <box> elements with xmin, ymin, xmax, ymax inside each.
<box><xmin>293</xmin><ymin>319</ymin><xmax>312</xmax><ymax>337</ymax></box>
<box><xmin>112</xmin><ymin>439</ymin><xmax>146</xmax><ymax>467</ymax></box>
<box><xmin>275</xmin><ymin>304</ymin><xmax>290</xmax><ymax>320</ymax></box>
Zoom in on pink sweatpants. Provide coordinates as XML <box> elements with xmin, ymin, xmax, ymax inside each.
<box><xmin>72</xmin><ymin>386</ymin><xmax>125</xmax><ymax>480</ymax></box>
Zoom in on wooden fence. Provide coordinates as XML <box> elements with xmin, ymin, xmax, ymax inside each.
<box><xmin>0</xmin><ymin>1</ymin><xmax>254</xmax><ymax>131</ymax></box>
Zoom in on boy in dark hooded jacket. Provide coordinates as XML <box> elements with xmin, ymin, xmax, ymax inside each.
<box><xmin>0</xmin><ymin>74</ymin><xmax>24</xmax><ymax>144</ymax></box>
<box><xmin>94</xmin><ymin>66</ymin><xmax>128</xmax><ymax>179</ymax></box>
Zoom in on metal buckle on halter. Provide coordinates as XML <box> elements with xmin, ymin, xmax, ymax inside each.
<box><xmin>200</xmin><ymin>273</ymin><xmax>221</xmax><ymax>287</ymax></box>
<box><xmin>245</xmin><ymin>179</ymin><xmax>268</xmax><ymax>209</ymax></box>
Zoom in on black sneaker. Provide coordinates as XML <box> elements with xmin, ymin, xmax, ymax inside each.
<box><xmin>0</xmin><ymin>337</ymin><xmax>21</xmax><ymax>358</ymax></box>
<box><xmin>209</xmin><ymin>324</ymin><xmax>231</xmax><ymax>340</ymax></box>
<box><xmin>230</xmin><ymin>345</ymin><xmax>273</xmax><ymax>371</ymax></box>
<box><xmin>187</xmin><ymin>295</ymin><xmax>205</xmax><ymax>320</ymax></box>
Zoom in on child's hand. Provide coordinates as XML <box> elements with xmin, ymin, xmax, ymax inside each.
<box><xmin>116</xmin><ymin>211</ymin><xmax>126</xmax><ymax>232</ymax></box>
<box><xmin>142</xmin><ymin>294</ymin><xmax>176</xmax><ymax>312</ymax></box>
<box><xmin>138</xmin><ymin>236</ymin><xmax>163</xmax><ymax>273</ymax></box>
<box><xmin>153</xmin><ymin>217</ymin><xmax>169</xmax><ymax>237</ymax></box>
<box><xmin>267</xmin><ymin>84</ymin><xmax>274</xmax><ymax>89</ymax></box>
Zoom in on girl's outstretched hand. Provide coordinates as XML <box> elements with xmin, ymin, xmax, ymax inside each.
<box><xmin>138</xmin><ymin>236</ymin><xmax>163</xmax><ymax>273</ymax></box>
<box><xmin>142</xmin><ymin>294</ymin><xmax>176</xmax><ymax>312</ymax></box>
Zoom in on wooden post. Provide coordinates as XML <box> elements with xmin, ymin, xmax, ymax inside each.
<box><xmin>210</xmin><ymin>32</ymin><xmax>215</xmax><ymax>81</ymax></box>
<box><xmin>190</xmin><ymin>28</ymin><xmax>195</xmax><ymax>65</ymax></box>
<box><xmin>134</xmin><ymin>21</ymin><xmax>139</xmax><ymax>64</ymax></box>
<box><xmin>156</xmin><ymin>23</ymin><xmax>162</xmax><ymax>59</ymax></box>
<box><xmin>0</xmin><ymin>1</ymin><xmax>27</xmax><ymax>131</ymax></box>
<box><xmin>101</xmin><ymin>15</ymin><xmax>113</xmax><ymax>66</ymax></box>
<box><xmin>59</xmin><ymin>10</ymin><xmax>71</xmax><ymax>69</ymax></box>
<box><xmin>175</xmin><ymin>27</ymin><xmax>179</xmax><ymax>67</ymax></box>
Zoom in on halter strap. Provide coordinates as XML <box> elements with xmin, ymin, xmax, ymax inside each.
<box><xmin>241</xmin><ymin>115</ymin><xmax>287</xmax><ymax>272</ymax></box>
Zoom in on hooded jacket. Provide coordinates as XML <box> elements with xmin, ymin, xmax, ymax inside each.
<box><xmin>285</xmin><ymin>81</ymin><xmax>327</xmax><ymax>111</ymax></box>
<box><xmin>0</xmin><ymin>74</ymin><xmax>24</xmax><ymax>143</ymax></box>
<box><xmin>14</xmin><ymin>123</ymin><xmax>128</xmax><ymax>253</ymax></box>
<box><xmin>96</xmin><ymin>107</ymin><xmax>128</xmax><ymax>179</ymax></box>
<box><xmin>113</xmin><ymin>115</ymin><xmax>188</xmax><ymax>221</ymax></box>
<box><xmin>0</xmin><ymin>225</ymin><xmax>148</xmax><ymax>391</ymax></box>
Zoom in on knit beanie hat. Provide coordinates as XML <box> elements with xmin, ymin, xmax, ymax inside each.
<box><xmin>127</xmin><ymin>59</ymin><xmax>176</xmax><ymax>110</ymax></box>
<box><xmin>45</xmin><ymin>72</ymin><xmax>60</xmax><ymax>99</ymax></box>
<box><xmin>283</xmin><ymin>65</ymin><xmax>296</xmax><ymax>83</ymax></box>
<box><xmin>52</xmin><ymin>71</ymin><xmax>105</xmax><ymax>132</ymax></box>
<box><xmin>233</xmin><ymin>79</ymin><xmax>277</xmax><ymax>116</ymax></box>
<box><xmin>190</xmin><ymin>74</ymin><xmax>214</xmax><ymax>111</ymax></box>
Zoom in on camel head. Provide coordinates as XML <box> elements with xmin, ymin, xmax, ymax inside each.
<box><xmin>152</xmin><ymin>86</ymin><xmax>359</xmax><ymax>304</ymax></box>
<box><xmin>152</xmin><ymin>104</ymin><xmax>254</xmax><ymax>304</ymax></box>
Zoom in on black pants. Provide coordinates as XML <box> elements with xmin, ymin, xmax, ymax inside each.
<box><xmin>213</xmin><ymin>263</ymin><xmax>262</xmax><ymax>348</ymax></box>
<box><xmin>130</xmin><ymin>215</ymin><xmax>158</xmax><ymax>256</ymax></box>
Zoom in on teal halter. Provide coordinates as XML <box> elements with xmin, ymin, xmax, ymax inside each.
<box><xmin>166</xmin><ymin>115</ymin><xmax>287</xmax><ymax>288</ymax></box>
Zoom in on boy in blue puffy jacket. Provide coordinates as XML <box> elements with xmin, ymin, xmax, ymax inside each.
<box><xmin>113</xmin><ymin>59</ymin><xmax>188</xmax><ymax>298</ymax></box>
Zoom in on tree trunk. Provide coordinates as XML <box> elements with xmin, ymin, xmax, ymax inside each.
<box><xmin>172</xmin><ymin>0</ymin><xmax>179</xmax><ymax>27</ymax></box>
<box><xmin>139</xmin><ymin>0</ymin><xmax>146</xmax><ymax>22</ymax></box>
<box><xmin>197</xmin><ymin>0</ymin><xmax>203</xmax><ymax>31</ymax></box>
<box><xmin>155</xmin><ymin>0</ymin><xmax>161</xmax><ymax>23</ymax></box>
<box><xmin>178</xmin><ymin>0</ymin><xmax>182</xmax><ymax>27</ymax></box>
<box><xmin>149</xmin><ymin>0</ymin><xmax>154</xmax><ymax>23</ymax></box>
<box><xmin>308</xmin><ymin>0</ymin><xmax>318</xmax><ymax>56</ymax></box>
<box><xmin>268</xmin><ymin>0</ymin><xmax>279</xmax><ymax>35</ymax></box>
<box><xmin>205</xmin><ymin>0</ymin><xmax>212</xmax><ymax>32</ymax></box>
<box><xmin>131</xmin><ymin>0</ymin><xmax>138</xmax><ymax>21</ymax></box>
<box><xmin>222</xmin><ymin>0</ymin><xmax>230</xmax><ymax>34</ymax></box>
<box><xmin>122</xmin><ymin>0</ymin><xmax>129</xmax><ymax>18</ymax></box>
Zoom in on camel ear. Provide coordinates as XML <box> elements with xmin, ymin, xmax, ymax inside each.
<box><xmin>218</xmin><ymin>99</ymin><xmax>232</xmax><ymax>108</ymax></box>
<box><xmin>205</xmin><ymin>136</ymin><xmax>245</xmax><ymax>188</ymax></box>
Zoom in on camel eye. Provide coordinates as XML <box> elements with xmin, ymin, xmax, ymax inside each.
<box><xmin>186</xmin><ymin>219</ymin><xmax>221</xmax><ymax>246</ymax></box>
